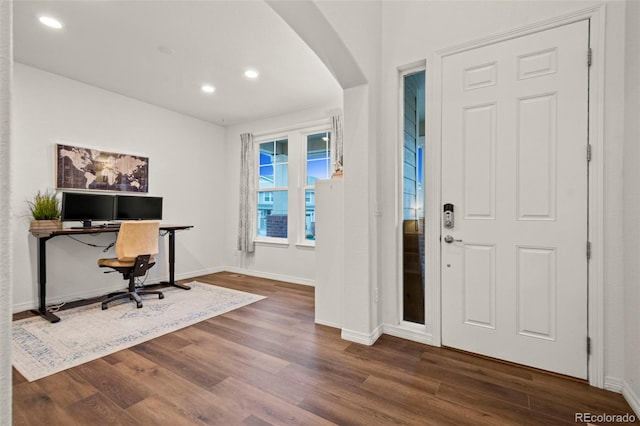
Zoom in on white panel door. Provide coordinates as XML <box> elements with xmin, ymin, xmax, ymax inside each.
<box><xmin>441</xmin><ymin>20</ymin><xmax>589</xmax><ymax>379</ymax></box>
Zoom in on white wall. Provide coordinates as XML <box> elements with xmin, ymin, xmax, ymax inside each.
<box><xmin>376</xmin><ymin>0</ymin><xmax>628</xmax><ymax>386</ymax></box>
<box><xmin>314</xmin><ymin>0</ymin><xmax>384</xmax><ymax>342</ymax></box>
<box><xmin>623</xmin><ymin>0</ymin><xmax>640</xmax><ymax>412</ymax></box>
<box><xmin>0</xmin><ymin>0</ymin><xmax>12</xmax><ymax>422</ymax></box>
<box><xmin>223</xmin><ymin>105</ymin><xmax>340</xmax><ymax>285</ymax></box>
<box><xmin>11</xmin><ymin>63</ymin><xmax>226</xmax><ymax>311</ymax></box>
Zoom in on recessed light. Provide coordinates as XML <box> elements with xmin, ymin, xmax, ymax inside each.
<box><xmin>201</xmin><ymin>84</ymin><xmax>215</xmax><ymax>94</ymax></box>
<box><xmin>244</xmin><ymin>69</ymin><xmax>259</xmax><ymax>79</ymax></box>
<box><xmin>39</xmin><ymin>16</ymin><xmax>63</xmax><ymax>29</ymax></box>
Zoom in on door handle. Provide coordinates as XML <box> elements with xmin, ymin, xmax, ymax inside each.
<box><xmin>444</xmin><ymin>235</ymin><xmax>462</xmax><ymax>244</ymax></box>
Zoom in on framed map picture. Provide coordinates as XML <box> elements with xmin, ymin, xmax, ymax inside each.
<box><xmin>56</xmin><ymin>144</ymin><xmax>149</xmax><ymax>192</ymax></box>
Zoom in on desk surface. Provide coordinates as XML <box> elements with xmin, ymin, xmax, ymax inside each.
<box><xmin>43</xmin><ymin>224</ymin><xmax>193</xmax><ymax>238</ymax></box>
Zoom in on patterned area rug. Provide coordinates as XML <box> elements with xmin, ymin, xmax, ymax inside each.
<box><xmin>12</xmin><ymin>281</ymin><xmax>265</xmax><ymax>382</ymax></box>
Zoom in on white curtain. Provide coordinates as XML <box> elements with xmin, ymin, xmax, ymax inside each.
<box><xmin>237</xmin><ymin>132</ymin><xmax>256</xmax><ymax>253</ymax></box>
<box><xmin>0</xmin><ymin>0</ymin><xmax>12</xmax><ymax>422</ymax></box>
<box><xmin>330</xmin><ymin>114</ymin><xmax>344</xmax><ymax>174</ymax></box>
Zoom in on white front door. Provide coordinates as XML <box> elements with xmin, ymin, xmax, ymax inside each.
<box><xmin>441</xmin><ymin>20</ymin><xmax>590</xmax><ymax>379</ymax></box>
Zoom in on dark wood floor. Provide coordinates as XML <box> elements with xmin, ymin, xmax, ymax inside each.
<box><xmin>13</xmin><ymin>272</ymin><xmax>638</xmax><ymax>425</ymax></box>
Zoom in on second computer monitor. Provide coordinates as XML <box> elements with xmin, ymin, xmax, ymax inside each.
<box><xmin>115</xmin><ymin>195</ymin><xmax>163</xmax><ymax>220</ymax></box>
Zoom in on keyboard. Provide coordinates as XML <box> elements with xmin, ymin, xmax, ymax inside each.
<box><xmin>70</xmin><ymin>223</ymin><xmax>120</xmax><ymax>229</ymax></box>
<box><xmin>101</xmin><ymin>223</ymin><xmax>121</xmax><ymax>228</ymax></box>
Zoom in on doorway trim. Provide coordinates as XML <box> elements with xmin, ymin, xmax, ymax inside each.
<box><xmin>429</xmin><ymin>4</ymin><xmax>606</xmax><ymax>387</ymax></box>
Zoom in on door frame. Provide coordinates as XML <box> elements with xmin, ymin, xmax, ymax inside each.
<box><xmin>428</xmin><ymin>5</ymin><xmax>606</xmax><ymax>387</ymax></box>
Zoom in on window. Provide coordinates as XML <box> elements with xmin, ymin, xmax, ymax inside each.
<box><xmin>304</xmin><ymin>131</ymin><xmax>331</xmax><ymax>241</ymax></box>
<box><xmin>253</xmin><ymin>122</ymin><xmax>331</xmax><ymax>245</ymax></box>
<box><xmin>257</xmin><ymin>139</ymin><xmax>288</xmax><ymax>239</ymax></box>
<box><xmin>401</xmin><ymin>68</ymin><xmax>426</xmax><ymax>325</ymax></box>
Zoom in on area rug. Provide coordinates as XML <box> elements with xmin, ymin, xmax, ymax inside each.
<box><xmin>12</xmin><ymin>281</ymin><xmax>265</xmax><ymax>382</ymax></box>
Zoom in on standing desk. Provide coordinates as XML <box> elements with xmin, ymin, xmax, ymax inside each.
<box><xmin>33</xmin><ymin>224</ymin><xmax>193</xmax><ymax>323</ymax></box>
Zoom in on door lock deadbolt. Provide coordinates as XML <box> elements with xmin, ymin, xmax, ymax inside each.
<box><xmin>443</xmin><ymin>203</ymin><xmax>454</xmax><ymax>229</ymax></box>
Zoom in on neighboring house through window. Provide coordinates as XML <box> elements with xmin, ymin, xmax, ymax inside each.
<box><xmin>254</xmin><ymin>123</ymin><xmax>331</xmax><ymax>245</ymax></box>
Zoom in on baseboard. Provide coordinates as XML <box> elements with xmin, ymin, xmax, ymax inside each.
<box><xmin>383</xmin><ymin>323</ymin><xmax>435</xmax><ymax>345</ymax></box>
<box><xmin>341</xmin><ymin>325</ymin><xmax>383</xmax><ymax>346</ymax></box>
<box><xmin>603</xmin><ymin>376</ymin><xmax>640</xmax><ymax>417</ymax></box>
<box><xmin>12</xmin><ymin>267</ymin><xmax>224</xmax><ymax>314</ymax></box>
<box><xmin>223</xmin><ymin>266</ymin><xmax>315</xmax><ymax>287</ymax></box>
<box><xmin>314</xmin><ymin>318</ymin><xmax>341</xmax><ymax>330</ymax></box>
<box><xmin>13</xmin><ymin>283</ymin><xmax>125</xmax><ymax>313</ymax></box>
<box><xmin>604</xmin><ymin>376</ymin><xmax>624</xmax><ymax>393</ymax></box>
<box><xmin>175</xmin><ymin>267</ymin><xmax>225</xmax><ymax>282</ymax></box>
<box><xmin>623</xmin><ymin>380</ymin><xmax>640</xmax><ymax>417</ymax></box>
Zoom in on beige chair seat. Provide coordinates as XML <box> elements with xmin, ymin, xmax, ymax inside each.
<box><xmin>98</xmin><ymin>256</ymin><xmax>156</xmax><ymax>268</ymax></box>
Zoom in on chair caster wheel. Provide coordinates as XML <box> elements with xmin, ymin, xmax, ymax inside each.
<box><xmin>159</xmin><ymin>294</ymin><xmax>164</xmax><ymax>299</ymax></box>
<box><xmin>101</xmin><ymin>305</ymin><xmax>107</xmax><ymax>310</ymax></box>
<box><xmin>136</xmin><ymin>303</ymin><xmax>143</xmax><ymax>308</ymax></box>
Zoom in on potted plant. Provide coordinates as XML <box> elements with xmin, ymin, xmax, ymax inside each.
<box><xmin>28</xmin><ymin>190</ymin><xmax>62</xmax><ymax>236</ymax></box>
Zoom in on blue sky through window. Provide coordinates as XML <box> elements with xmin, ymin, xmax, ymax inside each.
<box><xmin>307</xmin><ymin>159</ymin><xmax>329</xmax><ymax>184</ymax></box>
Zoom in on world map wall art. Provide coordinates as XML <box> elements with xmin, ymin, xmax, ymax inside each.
<box><xmin>56</xmin><ymin>144</ymin><xmax>149</xmax><ymax>192</ymax></box>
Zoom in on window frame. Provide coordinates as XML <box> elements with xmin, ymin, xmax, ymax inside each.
<box><xmin>255</xmin><ymin>135</ymin><xmax>289</xmax><ymax>244</ymax></box>
<box><xmin>300</xmin><ymin>128</ymin><xmax>332</xmax><ymax>246</ymax></box>
<box><xmin>398</xmin><ymin>65</ymin><xmax>427</xmax><ymax>328</ymax></box>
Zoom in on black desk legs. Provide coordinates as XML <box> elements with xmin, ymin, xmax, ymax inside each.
<box><xmin>29</xmin><ymin>225</ymin><xmax>191</xmax><ymax>323</ymax></box>
<box><xmin>31</xmin><ymin>237</ymin><xmax>61</xmax><ymax>323</ymax></box>
<box><xmin>160</xmin><ymin>230</ymin><xmax>190</xmax><ymax>290</ymax></box>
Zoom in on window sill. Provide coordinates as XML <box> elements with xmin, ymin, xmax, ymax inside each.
<box><xmin>254</xmin><ymin>238</ymin><xmax>289</xmax><ymax>248</ymax></box>
<box><xmin>295</xmin><ymin>241</ymin><xmax>315</xmax><ymax>249</ymax></box>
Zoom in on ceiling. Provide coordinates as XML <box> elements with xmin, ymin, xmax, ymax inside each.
<box><xmin>13</xmin><ymin>0</ymin><xmax>343</xmax><ymax>126</ymax></box>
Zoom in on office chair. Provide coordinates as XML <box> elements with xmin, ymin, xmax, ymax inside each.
<box><xmin>98</xmin><ymin>220</ymin><xmax>164</xmax><ymax>310</ymax></box>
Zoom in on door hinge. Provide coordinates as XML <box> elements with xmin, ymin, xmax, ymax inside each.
<box><xmin>588</xmin><ymin>48</ymin><xmax>592</xmax><ymax>67</ymax></box>
<box><xmin>587</xmin><ymin>336</ymin><xmax>591</xmax><ymax>355</ymax></box>
<box><xmin>587</xmin><ymin>241</ymin><xmax>592</xmax><ymax>260</ymax></box>
<box><xmin>587</xmin><ymin>144</ymin><xmax>592</xmax><ymax>162</ymax></box>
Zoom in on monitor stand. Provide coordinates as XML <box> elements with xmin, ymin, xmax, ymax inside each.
<box><xmin>71</xmin><ymin>220</ymin><xmax>93</xmax><ymax>229</ymax></box>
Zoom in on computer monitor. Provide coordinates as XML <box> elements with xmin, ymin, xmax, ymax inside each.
<box><xmin>115</xmin><ymin>195</ymin><xmax>163</xmax><ymax>220</ymax></box>
<box><xmin>61</xmin><ymin>192</ymin><xmax>115</xmax><ymax>228</ymax></box>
